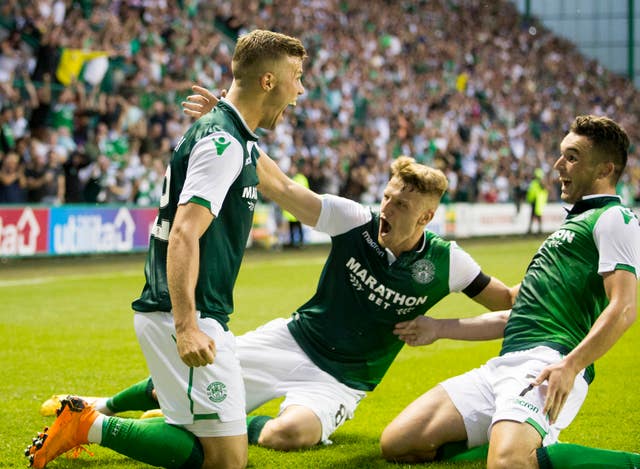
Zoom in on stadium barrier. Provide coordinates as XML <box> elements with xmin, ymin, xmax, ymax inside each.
<box><xmin>1</xmin><ymin>203</ymin><xmax>638</xmax><ymax>258</ymax></box>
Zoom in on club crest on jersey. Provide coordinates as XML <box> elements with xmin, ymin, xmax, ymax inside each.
<box><xmin>206</xmin><ymin>381</ymin><xmax>228</xmax><ymax>403</ymax></box>
<box><xmin>411</xmin><ymin>259</ymin><xmax>435</xmax><ymax>284</ymax></box>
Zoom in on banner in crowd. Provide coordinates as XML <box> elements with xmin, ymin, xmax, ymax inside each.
<box><xmin>1</xmin><ymin>203</ymin><xmax>639</xmax><ymax>258</ymax></box>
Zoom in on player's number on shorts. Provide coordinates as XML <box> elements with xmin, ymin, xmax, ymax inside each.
<box><xmin>151</xmin><ymin>166</ymin><xmax>171</xmax><ymax>241</ymax></box>
<box><xmin>334</xmin><ymin>404</ymin><xmax>346</xmax><ymax>426</ymax></box>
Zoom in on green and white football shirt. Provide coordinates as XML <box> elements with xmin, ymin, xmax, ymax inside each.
<box><xmin>132</xmin><ymin>99</ymin><xmax>260</xmax><ymax>329</ymax></box>
<box><xmin>501</xmin><ymin>195</ymin><xmax>640</xmax><ymax>383</ymax></box>
<box><xmin>288</xmin><ymin>195</ymin><xmax>484</xmax><ymax>391</ymax></box>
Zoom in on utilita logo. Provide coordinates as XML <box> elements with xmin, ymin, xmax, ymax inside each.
<box><xmin>53</xmin><ymin>208</ymin><xmax>136</xmax><ymax>254</ymax></box>
<box><xmin>0</xmin><ymin>208</ymin><xmax>43</xmax><ymax>256</ymax></box>
<box><xmin>53</xmin><ymin>207</ymin><xmax>136</xmax><ymax>254</ymax></box>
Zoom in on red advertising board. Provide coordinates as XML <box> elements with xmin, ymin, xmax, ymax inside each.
<box><xmin>0</xmin><ymin>207</ymin><xmax>49</xmax><ymax>256</ymax></box>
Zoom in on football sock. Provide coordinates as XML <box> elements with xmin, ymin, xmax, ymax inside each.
<box><xmin>87</xmin><ymin>414</ymin><xmax>105</xmax><ymax>443</ymax></box>
<box><xmin>537</xmin><ymin>443</ymin><xmax>640</xmax><ymax>468</ymax></box>
<box><xmin>106</xmin><ymin>377</ymin><xmax>157</xmax><ymax>413</ymax></box>
<box><xmin>436</xmin><ymin>441</ymin><xmax>488</xmax><ymax>461</ymax></box>
<box><xmin>100</xmin><ymin>416</ymin><xmax>203</xmax><ymax>469</ymax></box>
<box><xmin>93</xmin><ymin>398</ymin><xmax>113</xmax><ymax>415</ymax></box>
<box><xmin>247</xmin><ymin>415</ymin><xmax>272</xmax><ymax>445</ymax></box>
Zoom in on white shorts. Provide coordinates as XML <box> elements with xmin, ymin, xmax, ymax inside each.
<box><xmin>441</xmin><ymin>346</ymin><xmax>588</xmax><ymax>447</ymax></box>
<box><xmin>134</xmin><ymin>311</ymin><xmax>246</xmax><ymax>437</ymax></box>
<box><xmin>238</xmin><ymin>318</ymin><xmax>366</xmax><ymax>444</ymax></box>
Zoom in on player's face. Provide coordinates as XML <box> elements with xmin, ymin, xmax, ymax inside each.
<box><xmin>378</xmin><ymin>177</ymin><xmax>431</xmax><ymax>257</ymax></box>
<box><xmin>554</xmin><ymin>132</ymin><xmax>605</xmax><ymax>204</ymax></box>
<box><xmin>260</xmin><ymin>56</ymin><xmax>304</xmax><ymax>130</ymax></box>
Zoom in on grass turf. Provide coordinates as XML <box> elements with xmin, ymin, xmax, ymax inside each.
<box><xmin>1</xmin><ymin>237</ymin><xmax>638</xmax><ymax>468</ymax></box>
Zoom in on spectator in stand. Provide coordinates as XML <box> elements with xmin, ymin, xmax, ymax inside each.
<box><xmin>61</xmin><ymin>149</ymin><xmax>90</xmax><ymax>203</ymax></box>
<box><xmin>1</xmin><ymin>0</ymin><xmax>639</xmax><ymax>208</ymax></box>
<box><xmin>0</xmin><ymin>151</ymin><xmax>27</xmax><ymax>203</ymax></box>
<box><xmin>25</xmin><ymin>150</ymin><xmax>63</xmax><ymax>204</ymax></box>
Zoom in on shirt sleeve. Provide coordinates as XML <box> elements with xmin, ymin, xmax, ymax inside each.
<box><xmin>448</xmin><ymin>241</ymin><xmax>482</xmax><ymax>292</ymax></box>
<box><xmin>594</xmin><ymin>206</ymin><xmax>640</xmax><ymax>278</ymax></box>
<box><xmin>314</xmin><ymin>194</ymin><xmax>373</xmax><ymax>236</ymax></box>
<box><xmin>179</xmin><ymin>131</ymin><xmax>244</xmax><ymax>216</ymax></box>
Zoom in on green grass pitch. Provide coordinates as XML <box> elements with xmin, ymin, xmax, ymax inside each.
<box><xmin>1</xmin><ymin>237</ymin><xmax>638</xmax><ymax>468</ymax></box>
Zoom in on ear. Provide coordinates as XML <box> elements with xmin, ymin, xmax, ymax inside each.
<box><xmin>598</xmin><ymin>161</ymin><xmax>615</xmax><ymax>180</ymax></box>
<box><xmin>419</xmin><ymin>209</ymin><xmax>434</xmax><ymax>226</ymax></box>
<box><xmin>260</xmin><ymin>72</ymin><xmax>276</xmax><ymax>92</ymax></box>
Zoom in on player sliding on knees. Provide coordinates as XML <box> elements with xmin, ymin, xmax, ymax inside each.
<box><xmin>38</xmin><ymin>86</ymin><xmax>518</xmax><ymax>455</ymax></box>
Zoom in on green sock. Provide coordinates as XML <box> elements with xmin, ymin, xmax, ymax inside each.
<box><xmin>101</xmin><ymin>416</ymin><xmax>203</xmax><ymax>469</ymax></box>
<box><xmin>436</xmin><ymin>441</ymin><xmax>489</xmax><ymax>461</ymax></box>
<box><xmin>247</xmin><ymin>415</ymin><xmax>272</xmax><ymax>445</ymax></box>
<box><xmin>106</xmin><ymin>377</ymin><xmax>157</xmax><ymax>413</ymax></box>
<box><xmin>537</xmin><ymin>443</ymin><xmax>640</xmax><ymax>469</ymax></box>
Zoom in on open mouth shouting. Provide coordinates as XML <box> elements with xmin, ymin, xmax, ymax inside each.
<box><xmin>380</xmin><ymin>217</ymin><xmax>392</xmax><ymax>239</ymax></box>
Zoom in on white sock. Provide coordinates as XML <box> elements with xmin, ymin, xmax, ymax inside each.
<box><xmin>87</xmin><ymin>414</ymin><xmax>105</xmax><ymax>444</ymax></box>
<box><xmin>93</xmin><ymin>398</ymin><xmax>114</xmax><ymax>416</ymax></box>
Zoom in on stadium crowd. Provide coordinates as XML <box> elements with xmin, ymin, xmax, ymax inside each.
<box><xmin>0</xmin><ymin>0</ymin><xmax>639</xmax><ymax>207</ymax></box>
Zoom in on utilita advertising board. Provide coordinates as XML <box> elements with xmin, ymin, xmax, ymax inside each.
<box><xmin>0</xmin><ymin>205</ymin><xmax>157</xmax><ymax>257</ymax></box>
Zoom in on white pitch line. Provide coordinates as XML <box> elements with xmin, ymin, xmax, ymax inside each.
<box><xmin>0</xmin><ymin>270</ymin><xmax>142</xmax><ymax>288</ymax></box>
<box><xmin>0</xmin><ymin>256</ymin><xmax>327</xmax><ymax>288</ymax></box>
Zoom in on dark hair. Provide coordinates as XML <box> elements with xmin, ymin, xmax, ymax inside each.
<box><xmin>570</xmin><ymin>115</ymin><xmax>630</xmax><ymax>183</ymax></box>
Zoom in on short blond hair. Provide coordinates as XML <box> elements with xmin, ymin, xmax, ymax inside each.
<box><xmin>232</xmin><ymin>29</ymin><xmax>307</xmax><ymax>80</ymax></box>
<box><xmin>391</xmin><ymin>156</ymin><xmax>448</xmax><ymax>199</ymax></box>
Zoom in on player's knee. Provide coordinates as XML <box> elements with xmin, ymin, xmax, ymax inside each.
<box><xmin>487</xmin><ymin>446</ymin><xmax>537</xmax><ymax>469</ymax></box>
<box><xmin>260</xmin><ymin>418</ymin><xmax>320</xmax><ymax>450</ymax></box>
<box><xmin>380</xmin><ymin>422</ymin><xmax>437</xmax><ymax>463</ymax></box>
<box><xmin>201</xmin><ymin>451</ymin><xmax>247</xmax><ymax>469</ymax></box>
<box><xmin>200</xmin><ymin>442</ymin><xmax>247</xmax><ymax>469</ymax></box>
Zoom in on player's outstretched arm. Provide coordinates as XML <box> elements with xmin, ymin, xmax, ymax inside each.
<box><xmin>256</xmin><ymin>147</ymin><xmax>322</xmax><ymax>227</ymax></box>
<box><xmin>394</xmin><ymin>310</ymin><xmax>510</xmax><ymax>347</ymax></box>
<box><xmin>534</xmin><ymin>269</ymin><xmax>637</xmax><ymax>423</ymax></box>
<box><xmin>471</xmin><ymin>276</ymin><xmax>515</xmax><ymax>310</ymax></box>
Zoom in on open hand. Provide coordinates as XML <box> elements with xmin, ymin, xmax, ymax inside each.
<box><xmin>393</xmin><ymin>316</ymin><xmax>439</xmax><ymax>346</ymax></box>
<box><xmin>181</xmin><ymin>85</ymin><xmax>225</xmax><ymax>119</ymax></box>
<box><xmin>532</xmin><ymin>360</ymin><xmax>579</xmax><ymax>424</ymax></box>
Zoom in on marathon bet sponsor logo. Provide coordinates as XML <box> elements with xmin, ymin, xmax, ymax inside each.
<box><xmin>345</xmin><ymin>257</ymin><xmax>428</xmax><ymax>311</ymax></box>
<box><xmin>242</xmin><ymin>186</ymin><xmax>258</xmax><ymax>211</ymax></box>
<box><xmin>545</xmin><ymin>228</ymin><xmax>575</xmax><ymax>248</ymax></box>
<box><xmin>207</xmin><ymin>381</ymin><xmax>228</xmax><ymax>403</ymax></box>
<box><xmin>411</xmin><ymin>259</ymin><xmax>435</xmax><ymax>284</ymax></box>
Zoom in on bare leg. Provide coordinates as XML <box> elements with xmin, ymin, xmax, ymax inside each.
<box><xmin>199</xmin><ymin>434</ymin><xmax>248</xmax><ymax>469</ymax></box>
<box><xmin>487</xmin><ymin>420</ymin><xmax>541</xmax><ymax>469</ymax></box>
<box><xmin>258</xmin><ymin>405</ymin><xmax>322</xmax><ymax>451</ymax></box>
<box><xmin>380</xmin><ymin>385</ymin><xmax>468</xmax><ymax>463</ymax></box>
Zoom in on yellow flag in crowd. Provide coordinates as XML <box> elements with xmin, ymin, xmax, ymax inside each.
<box><xmin>55</xmin><ymin>48</ymin><xmax>108</xmax><ymax>86</ymax></box>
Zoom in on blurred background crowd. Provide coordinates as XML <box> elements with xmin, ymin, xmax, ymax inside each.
<box><xmin>1</xmin><ymin>0</ymin><xmax>638</xmax><ymax>208</ymax></box>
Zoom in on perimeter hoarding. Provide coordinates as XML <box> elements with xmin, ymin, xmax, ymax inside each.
<box><xmin>48</xmin><ymin>206</ymin><xmax>158</xmax><ymax>255</ymax></box>
<box><xmin>0</xmin><ymin>207</ymin><xmax>49</xmax><ymax>257</ymax></box>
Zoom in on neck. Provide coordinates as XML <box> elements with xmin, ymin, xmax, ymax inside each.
<box><xmin>225</xmin><ymin>83</ymin><xmax>264</xmax><ymax>131</ymax></box>
<box><xmin>391</xmin><ymin>230</ymin><xmax>425</xmax><ymax>258</ymax></box>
